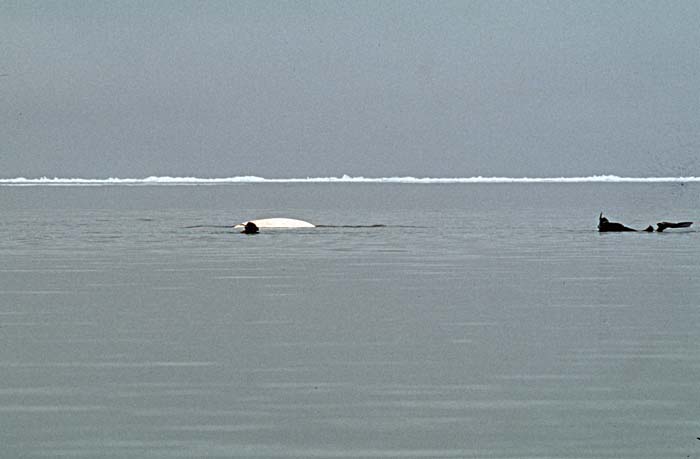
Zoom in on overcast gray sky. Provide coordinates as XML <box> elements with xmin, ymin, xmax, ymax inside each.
<box><xmin>2</xmin><ymin>1</ymin><xmax>699</xmax><ymax>178</ymax></box>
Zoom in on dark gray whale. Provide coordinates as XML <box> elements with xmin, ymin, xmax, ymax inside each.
<box><xmin>598</xmin><ymin>213</ymin><xmax>636</xmax><ymax>232</ymax></box>
<box><xmin>241</xmin><ymin>222</ymin><xmax>259</xmax><ymax>234</ymax></box>
<box><xmin>598</xmin><ymin>213</ymin><xmax>693</xmax><ymax>233</ymax></box>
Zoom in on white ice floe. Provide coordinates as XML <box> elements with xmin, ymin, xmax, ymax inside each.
<box><xmin>3</xmin><ymin>175</ymin><xmax>700</xmax><ymax>186</ymax></box>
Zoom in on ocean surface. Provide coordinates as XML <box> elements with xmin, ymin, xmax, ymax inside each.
<box><xmin>1</xmin><ymin>181</ymin><xmax>699</xmax><ymax>458</ymax></box>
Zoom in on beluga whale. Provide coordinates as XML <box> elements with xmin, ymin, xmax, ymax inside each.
<box><xmin>234</xmin><ymin>218</ymin><xmax>315</xmax><ymax>230</ymax></box>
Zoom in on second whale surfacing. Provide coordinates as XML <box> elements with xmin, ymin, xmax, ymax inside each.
<box><xmin>655</xmin><ymin>221</ymin><xmax>693</xmax><ymax>232</ymax></box>
<box><xmin>233</xmin><ymin>218</ymin><xmax>315</xmax><ymax>229</ymax></box>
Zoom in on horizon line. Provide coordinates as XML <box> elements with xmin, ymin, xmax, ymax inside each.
<box><xmin>1</xmin><ymin>174</ymin><xmax>699</xmax><ymax>186</ymax></box>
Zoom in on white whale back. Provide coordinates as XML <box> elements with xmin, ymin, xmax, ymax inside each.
<box><xmin>234</xmin><ymin>218</ymin><xmax>315</xmax><ymax>229</ymax></box>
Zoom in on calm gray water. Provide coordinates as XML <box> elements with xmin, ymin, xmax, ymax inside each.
<box><xmin>1</xmin><ymin>183</ymin><xmax>699</xmax><ymax>458</ymax></box>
